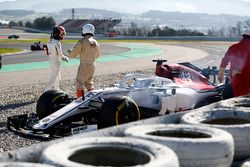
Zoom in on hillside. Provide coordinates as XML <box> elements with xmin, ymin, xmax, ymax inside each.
<box><xmin>0</xmin><ymin>8</ymin><xmax>248</xmax><ymax>31</ymax></box>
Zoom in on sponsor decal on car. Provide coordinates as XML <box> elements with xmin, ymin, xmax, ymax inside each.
<box><xmin>71</xmin><ymin>125</ymin><xmax>97</xmax><ymax>135</ymax></box>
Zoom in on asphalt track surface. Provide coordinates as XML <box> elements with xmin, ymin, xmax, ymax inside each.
<box><xmin>1</xmin><ymin>43</ymin><xmax>163</xmax><ymax>71</ymax></box>
<box><xmin>0</xmin><ymin>41</ymin><xmax>211</xmax><ymax>88</ymax></box>
<box><xmin>0</xmin><ymin>28</ymin><xmax>233</xmax><ymax>88</ymax></box>
<box><xmin>1</xmin><ymin>43</ymin><xmax>131</xmax><ymax>65</ymax></box>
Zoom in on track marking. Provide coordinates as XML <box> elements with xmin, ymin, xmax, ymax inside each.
<box><xmin>0</xmin><ymin>44</ymin><xmax>163</xmax><ymax>72</ymax></box>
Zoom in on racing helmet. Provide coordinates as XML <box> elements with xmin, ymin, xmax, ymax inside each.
<box><xmin>242</xmin><ymin>29</ymin><xmax>250</xmax><ymax>36</ymax></box>
<box><xmin>52</xmin><ymin>25</ymin><xmax>66</xmax><ymax>40</ymax></box>
<box><xmin>82</xmin><ymin>24</ymin><xmax>95</xmax><ymax>36</ymax></box>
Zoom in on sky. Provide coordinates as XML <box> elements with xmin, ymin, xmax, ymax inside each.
<box><xmin>0</xmin><ymin>0</ymin><xmax>249</xmax><ymax>16</ymax></box>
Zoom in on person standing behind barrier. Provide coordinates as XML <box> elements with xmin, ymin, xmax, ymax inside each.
<box><xmin>68</xmin><ymin>24</ymin><xmax>100</xmax><ymax>98</ymax></box>
<box><xmin>218</xmin><ymin>29</ymin><xmax>250</xmax><ymax>99</ymax></box>
<box><xmin>44</xmin><ymin>25</ymin><xmax>69</xmax><ymax>92</ymax></box>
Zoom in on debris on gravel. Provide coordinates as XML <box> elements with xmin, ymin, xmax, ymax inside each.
<box><xmin>0</xmin><ymin>69</ymin><xmax>154</xmax><ymax>153</ymax></box>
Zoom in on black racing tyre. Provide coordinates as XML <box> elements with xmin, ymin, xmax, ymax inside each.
<box><xmin>124</xmin><ymin>124</ymin><xmax>234</xmax><ymax>167</ymax></box>
<box><xmin>0</xmin><ymin>162</ymin><xmax>55</xmax><ymax>167</ymax></box>
<box><xmin>40</xmin><ymin>137</ymin><xmax>179</xmax><ymax>167</ymax></box>
<box><xmin>97</xmin><ymin>95</ymin><xmax>140</xmax><ymax>129</ymax></box>
<box><xmin>181</xmin><ymin>107</ymin><xmax>250</xmax><ymax>160</ymax></box>
<box><xmin>36</xmin><ymin>89</ymin><xmax>70</xmax><ymax>119</ymax></box>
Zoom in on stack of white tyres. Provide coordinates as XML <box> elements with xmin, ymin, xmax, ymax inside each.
<box><xmin>40</xmin><ymin>137</ymin><xmax>180</xmax><ymax>167</ymax></box>
<box><xmin>0</xmin><ymin>162</ymin><xmax>55</xmax><ymax>167</ymax></box>
<box><xmin>124</xmin><ymin>124</ymin><xmax>234</xmax><ymax>167</ymax></box>
<box><xmin>180</xmin><ymin>107</ymin><xmax>250</xmax><ymax>160</ymax></box>
<box><xmin>217</xmin><ymin>96</ymin><xmax>250</xmax><ymax>109</ymax></box>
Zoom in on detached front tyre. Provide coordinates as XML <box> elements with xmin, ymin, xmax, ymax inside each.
<box><xmin>36</xmin><ymin>89</ymin><xmax>71</xmax><ymax>119</ymax></box>
<box><xmin>98</xmin><ymin>95</ymin><xmax>140</xmax><ymax>129</ymax></box>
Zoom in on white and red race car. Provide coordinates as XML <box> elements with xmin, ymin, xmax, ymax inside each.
<box><xmin>7</xmin><ymin>60</ymin><xmax>225</xmax><ymax>138</ymax></box>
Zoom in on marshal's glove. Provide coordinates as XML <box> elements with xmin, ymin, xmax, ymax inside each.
<box><xmin>62</xmin><ymin>56</ymin><xmax>69</xmax><ymax>62</ymax></box>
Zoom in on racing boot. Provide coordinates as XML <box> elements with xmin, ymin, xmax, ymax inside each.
<box><xmin>76</xmin><ymin>90</ymin><xmax>85</xmax><ymax>100</ymax></box>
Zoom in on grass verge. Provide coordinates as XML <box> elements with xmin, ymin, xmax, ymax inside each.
<box><xmin>0</xmin><ymin>48</ymin><xmax>23</xmax><ymax>54</ymax></box>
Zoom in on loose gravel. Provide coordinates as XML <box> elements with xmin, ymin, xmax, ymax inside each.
<box><xmin>0</xmin><ymin>69</ymin><xmax>154</xmax><ymax>153</ymax></box>
<box><xmin>0</xmin><ymin>41</ymin><xmax>233</xmax><ymax>153</ymax></box>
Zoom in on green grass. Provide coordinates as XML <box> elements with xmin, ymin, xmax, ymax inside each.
<box><xmin>0</xmin><ymin>48</ymin><xmax>23</xmax><ymax>54</ymax></box>
<box><xmin>0</xmin><ymin>38</ymin><xmax>50</xmax><ymax>43</ymax></box>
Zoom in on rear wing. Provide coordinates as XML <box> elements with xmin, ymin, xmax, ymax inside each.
<box><xmin>179</xmin><ymin>62</ymin><xmax>230</xmax><ymax>84</ymax></box>
<box><xmin>153</xmin><ymin>59</ymin><xmax>229</xmax><ymax>84</ymax></box>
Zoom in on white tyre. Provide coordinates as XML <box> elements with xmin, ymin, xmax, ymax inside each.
<box><xmin>181</xmin><ymin>107</ymin><xmax>250</xmax><ymax>160</ymax></box>
<box><xmin>241</xmin><ymin>159</ymin><xmax>250</xmax><ymax>167</ymax></box>
<box><xmin>124</xmin><ymin>124</ymin><xmax>234</xmax><ymax>167</ymax></box>
<box><xmin>0</xmin><ymin>162</ymin><xmax>55</xmax><ymax>167</ymax></box>
<box><xmin>218</xmin><ymin>96</ymin><xmax>250</xmax><ymax>109</ymax></box>
<box><xmin>40</xmin><ymin>137</ymin><xmax>179</xmax><ymax>167</ymax></box>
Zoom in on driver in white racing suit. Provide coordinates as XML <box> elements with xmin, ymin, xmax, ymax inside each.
<box><xmin>45</xmin><ymin>25</ymin><xmax>69</xmax><ymax>91</ymax></box>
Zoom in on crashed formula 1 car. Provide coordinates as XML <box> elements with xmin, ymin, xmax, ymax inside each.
<box><xmin>30</xmin><ymin>42</ymin><xmax>47</xmax><ymax>51</ymax></box>
<box><xmin>153</xmin><ymin>59</ymin><xmax>225</xmax><ymax>90</ymax></box>
<box><xmin>7</xmin><ymin>60</ymin><xmax>225</xmax><ymax>139</ymax></box>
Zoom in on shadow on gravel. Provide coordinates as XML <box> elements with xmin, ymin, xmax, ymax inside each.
<box><xmin>0</xmin><ymin>101</ymin><xmax>35</xmax><ymax>111</ymax></box>
<box><xmin>0</xmin><ymin>129</ymin><xmax>6</xmax><ymax>134</ymax></box>
<box><xmin>0</xmin><ymin>122</ymin><xmax>6</xmax><ymax>134</ymax></box>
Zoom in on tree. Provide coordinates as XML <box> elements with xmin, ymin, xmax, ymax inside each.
<box><xmin>8</xmin><ymin>21</ymin><xmax>18</xmax><ymax>27</ymax></box>
<box><xmin>128</xmin><ymin>22</ymin><xmax>137</xmax><ymax>36</ymax></box>
<box><xmin>228</xmin><ymin>26</ymin><xmax>234</xmax><ymax>37</ymax></box>
<box><xmin>162</xmin><ymin>26</ymin><xmax>176</xmax><ymax>36</ymax></box>
<box><xmin>149</xmin><ymin>26</ymin><xmax>204</xmax><ymax>36</ymax></box>
<box><xmin>218</xmin><ymin>27</ymin><xmax>226</xmax><ymax>37</ymax></box>
<box><xmin>149</xmin><ymin>26</ymin><xmax>161</xmax><ymax>36</ymax></box>
<box><xmin>141</xmin><ymin>26</ymin><xmax>150</xmax><ymax>37</ymax></box>
<box><xmin>33</xmin><ymin>16</ymin><xmax>56</xmax><ymax>30</ymax></box>
<box><xmin>25</xmin><ymin>21</ymin><xmax>33</xmax><ymax>28</ymax></box>
<box><xmin>243</xmin><ymin>19</ymin><xmax>250</xmax><ymax>30</ymax></box>
<box><xmin>235</xmin><ymin>21</ymin><xmax>243</xmax><ymax>37</ymax></box>
<box><xmin>18</xmin><ymin>21</ymin><xmax>23</xmax><ymax>27</ymax></box>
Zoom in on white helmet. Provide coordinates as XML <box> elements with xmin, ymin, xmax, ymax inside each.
<box><xmin>82</xmin><ymin>24</ymin><xmax>95</xmax><ymax>36</ymax></box>
<box><xmin>242</xmin><ymin>29</ymin><xmax>250</xmax><ymax>36</ymax></box>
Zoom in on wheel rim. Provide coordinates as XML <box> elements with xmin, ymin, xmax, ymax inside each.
<box><xmin>115</xmin><ymin>98</ymin><xmax>140</xmax><ymax>125</ymax></box>
<box><xmin>50</xmin><ymin>94</ymin><xmax>69</xmax><ymax>112</ymax></box>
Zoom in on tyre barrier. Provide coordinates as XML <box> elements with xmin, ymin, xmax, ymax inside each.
<box><xmin>40</xmin><ymin>137</ymin><xmax>180</xmax><ymax>167</ymax></box>
<box><xmin>0</xmin><ymin>162</ymin><xmax>55</xmax><ymax>167</ymax></box>
<box><xmin>124</xmin><ymin>124</ymin><xmax>234</xmax><ymax>167</ymax></box>
<box><xmin>217</xmin><ymin>95</ymin><xmax>250</xmax><ymax>109</ymax></box>
<box><xmin>241</xmin><ymin>159</ymin><xmax>250</xmax><ymax>167</ymax></box>
<box><xmin>181</xmin><ymin>107</ymin><xmax>250</xmax><ymax>160</ymax></box>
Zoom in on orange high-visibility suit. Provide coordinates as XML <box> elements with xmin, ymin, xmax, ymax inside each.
<box><xmin>68</xmin><ymin>36</ymin><xmax>100</xmax><ymax>98</ymax></box>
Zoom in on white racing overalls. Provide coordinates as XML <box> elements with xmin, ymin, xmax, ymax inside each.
<box><xmin>68</xmin><ymin>36</ymin><xmax>100</xmax><ymax>97</ymax></box>
<box><xmin>45</xmin><ymin>38</ymin><xmax>66</xmax><ymax>91</ymax></box>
